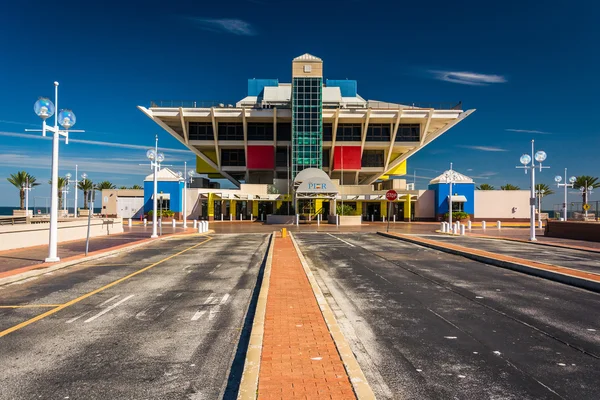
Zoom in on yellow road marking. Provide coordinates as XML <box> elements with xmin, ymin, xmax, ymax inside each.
<box><xmin>0</xmin><ymin>237</ymin><xmax>212</xmax><ymax>338</ymax></box>
<box><xmin>0</xmin><ymin>305</ymin><xmax>63</xmax><ymax>309</ymax></box>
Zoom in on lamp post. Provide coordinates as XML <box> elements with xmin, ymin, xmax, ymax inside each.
<box><xmin>516</xmin><ymin>139</ymin><xmax>548</xmax><ymax>241</ymax></box>
<box><xmin>61</xmin><ymin>182</ymin><xmax>69</xmax><ymax>213</ymax></box>
<box><xmin>554</xmin><ymin>170</ymin><xmax>576</xmax><ymax>221</ymax></box>
<box><xmin>439</xmin><ymin>162</ymin><xmax>455</xmax><ymax>229</ymax></box>
<box><xmin>28</xmin><ymin>82</ymin><xmax>84</xmax><ymax>262</ymax></box>
<box><xmin>22</xmin><ymin>177</ymin><xmax>32</xmax><ymax>216</ymax></box>
<box><xmin>535</xmin><ymin>188</ymin><xmax>546</xmax><ymax>224</ymax></box>
<box><xmin>65</xmin><ymin>165</ymin><xmax>79</xmax><ymax>217</ymax></box>
<box><xmin>145</xmin><ymin>135</ymin><xmax>164</xmax><ymax>238</ymax></box>
<box><xmin>177</xmin><ymin>163</ymin><xmax>194</xmax><ymax>228</ymax></box>
<box><xmin>580</xmin><ymin>181</ymin><xmax>594</xmax><ymax>219</ymax></box>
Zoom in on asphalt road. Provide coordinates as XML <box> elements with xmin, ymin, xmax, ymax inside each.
<box><xmin>0</xmin><ymin>233</ymin><xmax>270</xmax><ymax>400</ymax></box>
<box><xmin>295</xmin><ymin>232</ymin><xmax>600</xmax><ymax>399</ymax></box>
<box><xmin>417</xmin><ymin>234</ymin><xmax>600</xmax><ymax>274</ymax></box>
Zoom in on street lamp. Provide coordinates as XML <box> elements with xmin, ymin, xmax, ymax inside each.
<box><xmin>177</xmin><ymin>163</ymin><xmax>194</xmax><ymax>228</ymax></box>
<box><xmin>440</xmin><ymin>162</ymin><xmax>456</xmax><ymax>230</ymax></box>
<box><xmin>27</xmin><ymin>82</ymin><xmax>84</xmax><ymax>262</ymax></box>
<box><xmin>22</xmin><ymin>177</ymin><xmax>33</xmax><ymax>216</ymax></box>
<box><xmin>516</xmin><ymin>140</ymin><xmax>549</xmax><ymax>241</ymax></box>
<box><xmin>65</xmin><ymin>165</ymin><xmax>81</xmax><ymax>217</ymax></box>
<box><xmin>535</xmin><ymin>188</ymin><xmax>546</xmax><ymax>224</ymax></box>
<box><xmin>580</xmin><ymin>182</ymin><xmax>594</xmax><ymax>219</ymax></box>
<box><xmin>554</xmin><ymin>171</ymin><xmax>576</xmax><ymax>221</ymax></box>
<box><xmin>62</xmin><ymin>174</ymin><xmax>70</xmax><ymax>213</ymax></box>
<box><xmin>145</xmin><ymin>135</ymin><xmax>164</xmax><ymax>238</ymax></box>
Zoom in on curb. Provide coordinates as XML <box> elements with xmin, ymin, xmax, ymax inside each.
<box><xmin>0</xmin><ymin>230</ymin><xmax>211</xmax><ymax>287</ymax></box>
<box><xmin>378</xmin><ymin>232</ymin><xmax>600</xmax><ymax>294</ymax></box>
<box><xmin>465</xmin><ymin>233</ymin><xmax>600</xmax><ymax>254</ymax></box>
<box><xmin>290</xmin><ymin>233</ymin><xmax>376</xmax><ymax>400</ymax></box>
<box><xmin>237</xmin><ymin>233</ymin><xmax>274</xmax><ymax>400</ymax></box>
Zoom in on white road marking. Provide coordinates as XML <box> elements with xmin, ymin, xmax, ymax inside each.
<box><xmin>204</xmin><ymin>294</ymin><xmax>215</xmax><ymax>305</ymax></box>
<box><xmin>444</xmin><ymin>336</ymin><xmax>457</xmax><ymax>339</ymax></box>
<box><xmin>587</xmin><ymin>328</ymin><xmax>596</xmax><ymax>332</ymax></box>
<box><xmin>66</xmin><ymin>310</ymin><xmax>92</xmax><ymax>324</ymax></box>
<box><xmin>191</xmin><ymin>310</ymin><xmax>206</xmax><ymax>321</ymax></box>
<box><xmin>475</xmin><ymin>296</ymin><xmax>484</xmax><ymax>299</ymax></box>
<box><xmin>84</xmin><ymin>295</ymin><xmax>134</xmax><ymax>323</ymax></box>
<box><xmin>209</xmin><ymin>264</ymin><xmax>222</xmax><ymax>275</ymax></box>
<box><xmin>209</xmin><ymin>307</ymin><xmax>220</xmax><ymax>320</ymax></box>
<box><xmin>327</xmin><ymin>233</ymin><xmax>355</xmax><ymax>247</ymax></box>
<box><xmin>98</xmin><ymin>295</ymin><xmax>120</xmax><ymax>307</ymax></box>
<box><xmin>219</xmin><ymin>293</ymin><xmax>230</xmax><ymax>305</ymax></box>
<box><xmin>493</xmin><ymin>351</ymin><xmax>501</xmax><ymax>355</ymax></box>
<box><xmin>557</xmin><ymin>363</ymin><xmax>566</xmax><ymax>367</ymax></box>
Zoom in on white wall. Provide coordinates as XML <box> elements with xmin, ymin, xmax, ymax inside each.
<box><xmin>474</xmin><ymin>190</ymin><xmax>530</xmax><ymax>219</ymax></box>
<box><xmin>0</xmin><ymin>219</ymin><xmax>124</xmax><ymax>252</ymax></box>
<box><xmin>415</xmin><ymin>190</ymin><xmax>435</xmax><ymax>219</ymax></box>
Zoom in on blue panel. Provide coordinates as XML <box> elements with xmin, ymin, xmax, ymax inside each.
<box><xmin>247</xmin><ymin>79</ymin><xmax>279</xmax><ymax>97</ymax></box>
<box><xmin>430</xmin><ymin>182</ymin><xmax>475</xmax><ymax>216</ymax></box>
<box><xmin>143</xmin><ymin>181</ymin><xmax>184</xmax><ymax>213</ymax></box>
<box><xmin>326</xmin><ymin>79</ymin><xmax>357</xmax><ymax>97</ymax></box>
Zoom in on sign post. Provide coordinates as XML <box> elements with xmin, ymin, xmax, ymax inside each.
<box><xmin>386</xmin><ymin>190</ymin><xmax>398</xmax><ymax>232</ymax></box>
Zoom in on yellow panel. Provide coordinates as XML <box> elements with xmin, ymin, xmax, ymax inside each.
<box><xmin>197</xmin><ymin>151</ymin><xmax>218</xmax><ymax>174</ymax></box>
<box><xmin>385</xmin><ymin>157</ymin><xmax>407</xmax><ymax>176</ymax></box>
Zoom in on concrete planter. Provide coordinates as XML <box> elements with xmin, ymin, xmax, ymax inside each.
<box><xmin>327</xmin><ymin>215</ymin><xmax>362</xmax><ymax>226</ymax></box>
<box><xmin>12</xmin><ymin>209</ymin><xmax>32</xmax><ymax>217</ymax></box>
<box><xmin>266</xmin><ymin>215</ymin><xmax>296</xmax><ymax>224</ymax></box>
<box><xmin>79</xmin><ymin>209</ymin><xmax>91</xmax><ymax>217</ymax></box>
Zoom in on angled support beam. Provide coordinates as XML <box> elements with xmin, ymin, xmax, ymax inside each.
<box><xmin>367</xmin><ymin>109</ymin><xmax>476</xmax><ymax>185</ymax></box>
<box><xmin>179</xmin><ymin>107</ymin><xmax>188</xmax><ymax>145</ymax></box>
<box><xmin>273</xmin><ymin>107</ymin><xmax>278</xmax><ymax>172</ymax></box>
<box><xmin>328</xmin><ymin>109</ymin><xmax>341</xmax><ymax>177</ymax></box>
<box><xmin>359</xmin><ymin>108</ymin><xmax>371</xmax><ymax>157</ymax></box>
<box><xmin>138</xmin><ymin>106</ymin><xmax>240</xmax><ymax>186</ymax></box>
<box><xmin>384</xmin><ymin>110</ymin><xmax>403</xmax><ymax>172</ymax></box>
<box><xmin>210</xmin><ymin>107</ymin><xmax>220</xmax><ymax>168</ymax></box>
<box><xmin>420</xmin><ymin>109</ymin><xmax>433</xmax><ymax>146</ymax></box>
<box><xmin>242</xmin><ymin>107</ymin><xmax>249</xmax><ymax>182</ymax></box>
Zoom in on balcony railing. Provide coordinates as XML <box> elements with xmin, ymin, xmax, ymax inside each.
<box><xmin>150</xmin><ymin>100</ymin><xmax>463</xmax><ymax>111</ymax></box>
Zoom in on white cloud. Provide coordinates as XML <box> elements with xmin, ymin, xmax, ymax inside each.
<box><xmin>505</xmin><ymin>128</ymin><xmax>552</xmax><ymax>135</ymax></box>
<box><xmin>192</xmin><ymin>18</ymin><xmax>256</xmax><ymax>35</ymax></box>
<box><xmin>428</xmin><ymin>70</ymin><xmax>507</xmax><ymax>86</ymax></box>
<box><xmin>0</xmin><ymin>131</ymin><xmax>191</xmax><ymax>155</ymax></box>
<box><xmin>457</xmin><ymin>145</ymin><xmax>508</xmax><ymax>152</ymax></box>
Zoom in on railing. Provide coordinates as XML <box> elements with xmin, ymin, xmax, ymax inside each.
<box><xmin>552</xmin><ymin>201</ymin><xmax>600</xmax><ymax>221</ymax></box>
<box><xmin>150</xmin><ymin>100</ymin><xmax>463</xmax><ymax>111</ymax></box>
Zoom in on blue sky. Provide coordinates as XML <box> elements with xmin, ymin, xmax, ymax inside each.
<box><xmin>1</xmin><ymin>0</ymin><xmax>598</xmax><ymax>208</ymax></box>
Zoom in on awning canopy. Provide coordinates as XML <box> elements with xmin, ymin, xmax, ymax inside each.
<box><xmin>448</xmin><ymin>195</ymin><xmax>467</xmax><ymax>202</ymax></box>
<box><xmin>152</xmin><ymin>193</ymin><xmax>170</xmax><ymax>200</ymax></box>
<box><xmin>294</xmin><ymin>168</ymin><xmax>338</xmax><ymax>200</ymax></box>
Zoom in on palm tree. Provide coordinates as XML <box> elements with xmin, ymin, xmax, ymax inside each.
<box><xmin>78</xmin><ymin>178</ymin><xmax>94</xmax><ymax>209</ymax></box>
<box><xmin>130</xmin><ymin>184</ymin><xmax>143</xmax><ymax>190</ymax></box>
<box><xmin>501</xmin><ymin>184</ymin><xmax>520</xmax><ymax>190</ymax></box>
<box><xmin>534</xmin><ymin>183</ymin><xmax>554</xmax><ymax>196</ymax></box>
<box><xmin>476</xmin><ymin>183</ymin><xmax>495</xmax><ymax>190</ymax></box>
<box><xmin>119</xmin><ymin>186</ymin><xmax>128</xmax><ymax>190</ymax></box>
<box><xmin>7</xmin><ymin>171</ymin><xmax>41</xmax><ymax>209</ymax></box>
<box><xmin>49</xmin><ymin>177</ymin><xmax>68</xmax><ymax>209</ymax></box>
<box><xmin>95</xmin><ymin>181</ymin><xmax>116</xmax><ymax>190</ymax></box>
<box><xmin>573</xmin><ymin>176</ymin><xmax>600</xmax><ymax>205</ymax></box>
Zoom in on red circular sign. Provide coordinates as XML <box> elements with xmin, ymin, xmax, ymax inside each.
<box><xmin>386</xmin><ymin>190</ymin><xmax>398</xmax><ymax>201</ymax></box>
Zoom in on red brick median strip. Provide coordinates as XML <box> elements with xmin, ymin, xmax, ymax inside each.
<box><xmin>258</xmin><ymin>236</ymin><xmax>356</xmax><ymax>400</ymax></box>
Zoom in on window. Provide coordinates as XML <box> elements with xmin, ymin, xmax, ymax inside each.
<box><xmin>221</xmin><ymin>149</ymin><xmax>246</xmax><ymax>166</ymax></box>
<box><xmin>275</xmin><ymin>147</ymin><xmax>291</xmax><ymax>167</ymax></box>
<box><xmin>277</xmin><ymin>123</ymin><xmax>292</xmax><ymax>141</ymax></box>
<box><xmin>362</xmin><ymin>150</ymin><xmax>384</xmax><ymax>167</ymax></box>
<box><xmin>218</xmin><ymin>123</ymin><xmax>244</xmax><ymax>141</ymax></box>
<box><xmin>366</xmin><ymin>124</ymin><xmax>391</xmax><ymax>142</ymax></box>
<box><xmin>323</xmin><ymin>123</ymin><xmax>333</xmax><ymax>141</ymax></box>
<box><xmin>336</xmin><ymin>124</ymin><xmax>362</xmax><ymax>141</ymax></box>
<box><xmin>247</xmin><ymin>123</ymin><xmax>274</xmax><ymax>141</ymax></box>
<box><xmin>188</xmin><ymin>122</ymin><xmax>213</xmax><ymax>141</ymax></box>
<box><xmin>395</xmin><ymin>124</ymin><xmax>420</xmax><ymax>142</ymax></box>
<box><xmin>322</xmin><ymin>149</ymin><xmax>330</xmax><ymax>166</ymax></box>
<box><xmin>452</xmin><ymin>202</ymin><xmax>464</xmax><ymax>212</ymax></box>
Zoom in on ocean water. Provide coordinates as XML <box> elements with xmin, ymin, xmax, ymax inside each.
<box><xmin>0</xmin><ymin>206</ymin><xmax>102</xmax><ymax>216</ymax></box>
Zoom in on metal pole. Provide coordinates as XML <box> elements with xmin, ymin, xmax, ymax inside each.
<box><xmin>183</xmin><ymin>161</ymin><xmax>187</xmax><ymax>228</ymax></box>
<box><xmin>151</xmin><ymin>135</ymin><xmax>159</xmax><ymax>238</ymax></box>
<box><xmin>46</xmin><ymin>81</ymin><xmax>60</xmax><ymax>262</ymax></box>
<box><xmin>564</xmin><ymin>168</ymin><xmax>568</xmax><ymax>221</ymax></box>
<box><xmin>386</xmin><ymin>201</ymin><xmax>391</xmax><ymax>232</ymax></box>
<box><xmin>530</xmin><ymin>140</ymin><xmax>536</xmax><ymax>241</ymax></box>
<box><xmin>448</xmin><ymin>162</ymin><xmax>453</xmax><ymax>229</ymax></box>
<box><xmin>25</xmin><ymin>178</ymin><xmax>29</xmax><ymax>216</ymax></box>
<box><xmin>74</xmin><ymin>164</ymin><xmax>78</xmax><ymax>218</ymax></box>
<box><xmin>85</xmin><ymin>192</ymin><xmax>93</xmax><ymax>256</ymax></box>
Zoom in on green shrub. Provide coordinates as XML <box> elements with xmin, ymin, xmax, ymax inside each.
<box><xmin>336</xmin><ymin>204</ymin><xmax>359</xmax><ymax>216</ymax></box>
<box><xmin>147</xmin><ymin>209</ymin><xmax>175</xmax><ymax>218</ymax></box>
<box><xmin>443</xmin><ymin>211</ymin><xmax>469</xmax><ymax>220</ymax></box>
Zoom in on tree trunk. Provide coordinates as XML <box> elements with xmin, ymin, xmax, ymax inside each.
<box><xmin>20</xmin><ymin>189</ymin><xmax>25</xmax><ymax>210</ymax></box>
<box><xmin>83</xmin><ymin>190</ymin><xmax>88</xmax><ymax>209</ymax></box>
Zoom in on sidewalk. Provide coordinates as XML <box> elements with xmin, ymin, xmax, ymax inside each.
<box><xmin>258</xmin><ymin>235</ymin><xmax>356</xmax><ymax>400</ymax></box>
<box><xmin>0</xmin><ymin>225</ymin><xmax>191</xmax><ymax>279</ymax></box>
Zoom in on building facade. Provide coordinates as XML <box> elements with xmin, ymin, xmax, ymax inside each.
<box><xmin>139</xmin><ymin>53</ymin><xmax>475</xmax><ymax>189</ymax></box>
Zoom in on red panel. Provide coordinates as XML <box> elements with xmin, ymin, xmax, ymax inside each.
<box><xmin>333</xmin><ymin>146</ymin><xmax>361</xmax><ymax>170</ymax></box>
<box><xmin>247</xmin><ymin>146</ymin><xmax>274</xmax><ymax>169</ymax></box>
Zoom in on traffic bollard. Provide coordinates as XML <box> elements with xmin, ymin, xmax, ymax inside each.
<box><xmin>538</xmin><ymin>220</ymin><xmax>542</xmax><ymax>229</ymax></box>
<box><xmin>440</xmin><ymin>222</ymin><xmax>445</xmax><ymax>232</ymax></box>
<box><xmin>336</xmin><ymin>215</ymin><xmax>340</xmax><ymax>226</ymax></box>
<box><xmin>393</xmin><ymin>215</ymin><xmax>396</xmax><ymax>223</ymax></box>
<box><xmin>467</xmin><ymin>220</ymin><xmax>472</xmax><ymax>230</ymax></box>
<box><xmin>371</xmin><ymin>215</ymin><xmax>374</xmax><ymax>222</ymax></box>
<box><xmin>221</xmin><ymin>213</ymin><xmax>223</xmax><ymax>221</ymax></box>
<box><xmin>497</xmin><ymin>220</ymin><xmax>502</xmax><ymax>229</ymax></box>
<box><xmin>251</xmin><ymin>213</ymin><xmax>253</xmax><ymax>221</ymax></box>
<box><xmin>452</xmin><ymin>224</ymin><xmax>458</xmax><ymax>235</ymax></box>
<box><xmin>460</xmin><ymin>225</ymin><xmax>466</xmax><ymax>235</ymax></box>
<box><xmin>172</xmin><ymin>219</ymin><xmax>176</xmax><ymax>228</ymax></box>
<box><xmin>296</xmin><ymin>214</ymin><xmax>299</xmax><ymax>226</ymax></box>
<box><xmin>482</xmin><ymin>221</ymin><xmax>486</xmax><ymax>230</ymax></box>
<box><xmin>143</xmin><ymin>218</ymin><xmax>147</xmax><ymax>226</ymax></box>
<box><xmin>128</xmin><ymin>218</ymin><xmax>132</xmax><ymax>227</ymax></box>
<box><xmin>230</xmin><ymin>214</ymin><xmax>233</xmax><ymax>221</ymax></box>
<box><xmin>240</xmin><ymin>214</ymin><xmax>243</xmax><ymax>221</ymax></box>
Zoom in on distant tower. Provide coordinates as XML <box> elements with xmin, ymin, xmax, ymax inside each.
<box><xmin>291</xmin><ymin>53</ymin><xmax>323</xmax><ymax>178</ymax></box>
